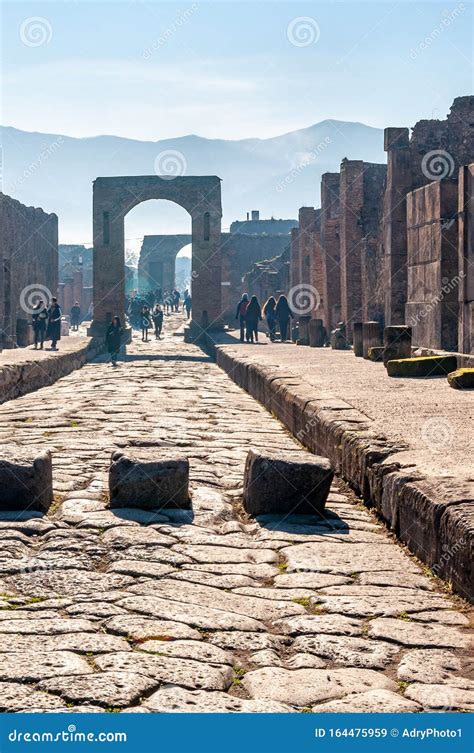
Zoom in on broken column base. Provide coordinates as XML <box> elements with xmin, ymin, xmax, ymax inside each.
<box><xmin>448</xmin><ymin>368</ymin><xmax>474</xmax><ymax>389</ymax></box>
<box><xmin>387</xmin><ymin>355</ymin><xmax>458</xmax><ymax>378</ymax></box>
<box><xmin>0</xmin><ymin>450</ymin><xmax>53</xmax><ymax>512</ymax></box>
<box><xmin>243</xmin><ymin>448</ymin><xmax>333</xmax><ymax>517</ymax></box>
<box><xmin>109</xmin><ymin>451</ymin><xmax>191</xmax><ymax>509</ymax></box>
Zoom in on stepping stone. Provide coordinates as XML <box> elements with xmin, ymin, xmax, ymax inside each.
<box><xmin>143</xmin><ymin>687</ymin><xmax>294</xmax><ymax>713</ymax></box>
<box><xmin>109</xmin><ymin>451</ymin><xmax>190</xmax><ymax>509</ymax></box>
<box><xmin>313</xmin><ymin>688</ymin><xmax>420</xmax><ymax>713</ymax></box>
<box><xmin>39</xmin><ymin>671</ymin><xmax>157</xmax><ymax>708</ymax></box>
<box><xmin>243</xmin><ymin>449</ymin><xmax>333</xmax><ymax>516</ymax></box>
<box><xmin>0</xmin><ymin>450</ymin><xmax>53</xmax><ymax>512</ymax></box>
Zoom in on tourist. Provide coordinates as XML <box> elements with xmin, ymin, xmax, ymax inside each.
<box><xmin>245</xmin><ymin>295</ymin><xmax>262</xmax><ymax>343</ymax></box>
<box><xmin>141</xmin><ymin>305</ymin><xmax>152</xmax><ymax>342</ymax></box>
<box><xmin>235</xmin><ymin>293</ymin><xmax>249</xmax><ymax>342</ymax></box>
<box><xmin>70</xmin><ymin>301</ymin><xmax>81</xmax><ymax>331</ymax></box>
<box><xmin>47</xmin><ymin>297</ymin><xmax>62</xmax><ymax>350</ymax></box>
<box><xmin>183</xmin><ymin>292</ymin><xmax>192</xmax><ymax>319</ymax></box>
<box><xmin>32</xmin><ymin>300</ymin><xmax>48</xmax><ymax>350</ymax></box>
<box><xmin>106</xmin><ymin>316</ymin><xmax>123</xmax><ymax>366</ymax></box>
<box><xmin>275</xmin><ymin>294</ymin><xmax>293</xmax><ymax>342</ymax></box>
<box><xmin>152</xmin><ymin>303</ymin><xmax>164</xmax><ymax>339</ymax></box>
<box><xmin>173</xmin><ymin>289</ymin><xmax>181</xmax><ymax>312</ymax></box>
<box><xmin>263</xmin><ymin>296</ymin><xmax>277</xmax><ymax>342</ymax></box>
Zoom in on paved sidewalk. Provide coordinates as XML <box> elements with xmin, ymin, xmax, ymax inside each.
<box><xmin>0</xmin><ymin>323</ymin><xmax>471</xmax><ymax>712</ymax></box>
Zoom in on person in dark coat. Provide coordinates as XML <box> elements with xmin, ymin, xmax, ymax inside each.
<box><xmin>32</xmin><ymin>299</ymin><xmax>48</xmax><ymax>350</ymax></box>
<box><xmin>183</xmin><ymin>292</ymin><xmax>192</xmax><ymax>319</ymax></box>
<box><xmin>141</xmin><ymin>305</ymin><xmax>152</xmax><ymax>342</ymax></box>
<box><xmin>263</xmin><ymin>296</ymin><xmax>277</xmax><ymax>342</ymax></box>
<box><xmin>70</xmin><ymin>302</ymin><xmax>81</xmax><ymax>331</ymax></box>
<box><xmin>245</xmin><ymin>295</ymin><xmax>262</xmax><ymax>343</ymax></box>
<box><xmin>152</xmin><ymin>304</ymin><xmax>164</xmax><ymax>339</ymax></box>
<box><xmin>47</xmin><ymin>298</ymin><xmax>62</xmax><ymax>350</ymax></box>
<box><xmin>106</xmin><ymin>316</ymin><xmax>123</xmax><ymax>366</ymax></box>
<box><xmin>275</xmin><ymin>294</ymin><xmax>293</xmax><ymax>342</ymax></box>
<box><xmin>235</xmin><ymin>293</ymin><xmax>249</xmax><ymax>342</ymax></box>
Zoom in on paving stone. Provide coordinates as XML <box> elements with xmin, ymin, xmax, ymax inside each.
<box><xmin>105</xmin><ymin>615</ymin><xmax>202</xmax><ymax>641</ymax></box>
<box><xmin>285</xmin><ymin>653</ymin><xmax>327</xmax><ymax>669</ymax></box>
<box><xmin>397</xmin><ymin>649</ymin><xmax>470</xmax><ymax>685</ymax></box>
<box><xmin>0</xmin><ymin>651</ymin><xmax>92</xmax><ymax>682</ymax></box>
<box><xmin>409</xmin><ymin>610</ymin><xmax>470</xmax><ymax>626</ymax></box>
<box><xmin>313</xmin><ymin>688</ymin><xmax>421</xmax><ymax>713</ymax></box>
<box><xmin>282</xmin><ymin>542</ymin><xmax>416</xmax><ymax>575</ymax></box>
<box><xmin>39</xmin><ymin>672</ymin><xmax>157</xmax><ymax>708</ymax></box>
<box><xmin>0</xmin><ymin>682</ymin><xmax>68</xmax><ymax>712</ymax></box>
<box><xmin>250</xmin><ymin>649</ymin><xmax>283</xmax><ymax>667</ymax></box>
<box><xmin>169</xmin><ymin>570</ymin><xmax>258</xmax><ymax>589</ymax></box>
<box><xmin>208</xmin><ymin>632</ymin><xmax>289</xmax><ymax>652</ymax></box>
<box><xmin>143</xmin><ymin>687</ymin><xmax>294</xmax><ymax>713</ymax></box>
<box><xmin>95</xmin><ymin>651</ymin><xmax>233</xmax><ymax>691</ymax></box>
<box><xmin>233</xmin><ymin>587</ymin><xmax>316</xmax><ymax>601</ymax></box>
<box><xmin>275</xmin><ymin>614</ymin><xmax>363</xmax><ymax>636</ymax></box>
<box><xmin>106</xmin><ymin>560</ymin><xmax>176</xmax><ymax>579</ymax></box>
<box><xmin>186</xmin><ymin>563</ymin><xmax>278</xmax><ymax>579</ymax></box>
<box><xmin>0</xmin><ymin>618</ymin><xmax>97</xmax><ymax>634</ymax></box>
<box><xmin>174</xmin><ymin>544</ymin><xmax>278</xmax><ymax>565</ymax></box>
<box><xmin>358</xmin><ymin>571</ymin><xmax>435</xmax><ymax>590</ymax></box>
<box><xmin>138</xmin><ymin>640</ymin><xmax>233</xmax><ymax>665</ymax></box>
<box><xmin>4</xmin><ymin>570</ymin><xmax>133</xmax><ymax>598</ymax></box>
<box><xmin>274</xmin><ymin>573</ymin><xmax>352</xmax><ymax>589</ymax></box>
<box><xmin>102</xmin><ymin>527</ymin><xmax>175</xmax><ymax>548</ymax></box>
<box><xmin>368</xmin><ymin>618</ymin><xmax>470</xmax><ymax>648</ymax></box>
<box><xmin>292</xmin><ymin>634</ymin><xmax>400</xmax><ymax>668</ymax></box>
<box><xmin>0</xmin><ymin>632</ymin><xmax>130</xmax><ymax>653</ymax></box>
<box><xmin>404</xmin><ymin>683</ymin><xmax>474</xmax><ymax>711</ymax></box>
<box><xmin>243</xmin><ymin>666</ymin><xmax>397</xmax><ymax>707</ymax></box>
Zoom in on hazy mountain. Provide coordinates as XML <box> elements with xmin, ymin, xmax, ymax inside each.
<box><xmin>1</xmin><ymin>121</ymin><xmax>385</xmax><ymax>244</ymax></box>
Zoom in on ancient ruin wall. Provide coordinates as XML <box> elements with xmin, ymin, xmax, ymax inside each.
<box><xmin>320</xmin><ymin>172</ymin><xmax>341</xmax><ymax>330</ymax></box>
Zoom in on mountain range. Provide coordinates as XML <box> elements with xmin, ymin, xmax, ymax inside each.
<box><xmin>1</xmin><ymin>120</ymin><xmax>385</xmax><ymax>247</ymax></box>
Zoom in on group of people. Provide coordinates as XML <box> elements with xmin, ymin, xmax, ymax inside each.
<box><xmin>126</xmin><ymin>288</ymin><xmax>192</xmax><ymax>328</ymax></box>
<box><xmin>32</xmin><ymin>298</ymin><xmax>63</xmax><ymax>350</ymax></box>
<box><xmin>236</xmin><ymin>293</ymin><xmax>294</xmax><ymax>343</ymax></box>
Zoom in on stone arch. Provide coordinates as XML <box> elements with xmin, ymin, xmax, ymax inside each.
<box><xmin>88</xmin><ymin>175</ymin><xmax>222</xmax><ymax>337</ymax></box>
<box><xmin>138</xmin><ymin>234</ymin><xmax>192</xmax><ymax>294</ymax></box>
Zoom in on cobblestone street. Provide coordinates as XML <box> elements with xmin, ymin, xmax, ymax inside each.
<box><xmin>0</xmin><ymin>323</ymin><xmax>472</xmax><ymax>713</ymax></box>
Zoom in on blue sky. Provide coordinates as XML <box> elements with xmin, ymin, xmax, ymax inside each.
<box><xmin>2</xmin><ymin>0</ymin><xmax>472</xmax><ymax>141</ymax></box>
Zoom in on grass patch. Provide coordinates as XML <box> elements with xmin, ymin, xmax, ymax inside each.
<box><xmin>277</xmin><ymin>562</ymin><xmax>288</xmax><ymax>573</ymax></box>
<box><xmin>398</xmin><ymin>612</ymin><xmax>411</xmax><ymax>621</ymax></box>
<box><xmin>292</xmin><ymin>597</ymin><xmax>311</xmax><ymax>608</ymax></box>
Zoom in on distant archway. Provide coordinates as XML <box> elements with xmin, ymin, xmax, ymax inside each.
<box><xmin>88</xmin><ymin>175</ymin><xmax>222</xmax><ymax>337</ymax></box>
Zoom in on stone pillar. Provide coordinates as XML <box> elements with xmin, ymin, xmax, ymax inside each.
<box><xmin>90</xmin><ymin>194</ymin><xmax>126</xmax><ymax>336</ymax></box>
<box><xmin>339</xmin><ymin>160</ymin><xmax>364</xmax><ymax>342</ymax></box>
<box><xmin>190</xmin><ymin>210</ymin><xmax>222</xmax><ymax>331</ymax></box>
<box><xmin>296</xmin><ymin>315</ymin><xmax>311</xmax><ymax>346</ymax></box>
<box><xmin>289</xmin><ymin>227</ymin><xmax>300</xmax><ymax>290</ymax></box>
<box><xmin>73</xmin><ymin>268</ymin><xmax>83</xmax><ymax>309</ymax></box>
<box><xmin>383</xmin><ymin>128</ymin><xmax>413</xmax><ymax>326</ymax></box>
<box><xmin>362</xmin><ymin>321</ymin><xmax>382</xmax><ymax>359</ymax></box>
<box><xmin>458</xmin><ymin>164</ymin><xmax>474</xmax><ymax>354</ymax></box>
<box><xmin>383</xmin><ymin>325</ymin><xmax>412</xmax><ymax>366</ymax></box>
<box><xmin>321</xmin><ymin>173</ymin><xmax>341</xmax><ymax>331</ymax></box>
<box><xmin>309</xmin><ymin>318</ymin><xmax>325</xmax><ymax>347</ymax></box>
<box><xmin>353</xmin><ymin>322</ymin><xmax>363</xmax><ymax>357</ymax></box>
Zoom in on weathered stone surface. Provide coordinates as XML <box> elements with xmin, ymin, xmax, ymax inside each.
<box><xmin>95</xmin><ymin>652</ymin><xmax>233</xmax><ymax>691</ymax></box>
<box><xmin>107</xmin><ymin>560</ymin><xmax>176</xmax><ymax>579</ymax></box>
<box><xmin>0</xmin><ymin>651</ymin><xmax>92</xmax><ymax>682</ymax></box>
<box><xmin>174</xmin><ymin>544</ymin><xmax>278</xmax><ymax>565</ymax></box>
<box><xmin>410</xmin><ymin>610</ymin><xmax>470</xmax><ymax>626</ymax></box>
<box><xmin>208</xmin><ymin>631</ymin><xmax>288</xmax><ymax>652</ymax></box>
<box><xmin>0</xmin><ymin>632</ymin><xmax>130</xmax><ymax>653</ymax></box>
<box><xmin>313</xmin><ymin>688</ymin><xmax>420</xmax><ymax>713</ymax></box>
<box><xmin>0</xmin><ymin>450</ymin><xmax>53</xmax><ymax>512</ymax></box>
<box><xmin>39</xmin><ymin>671</ymin><xmax>157</xmax><ymax>708</ymax></box>
<box><xmin>243</xmin><ymin>448</ymin><xmax>333</xmax><ymax>516</ymax></box>
<box><xmin>274</xmin><ymin>572</ymin><xmax>352</xmax><ymax>589</ymax></box>
<box><xmin>138</xmin><ymin>640</ymin><xmax>234</xmax><ymax>666</ymax></box>
<box><xmin>285</xmin><ymin>653</ymin><xmax>327</xmax><ymax>669</ymax></box>
<box><xmin>282</xmin><ymin>542</ymin><xmax>412</xmax><ymax>575</ymax></box>
<box><xmin>368</xmin><ymin>618</ymin><xmax>469</xmax><ymax>648</ymax></box>
<box><xmin>0</xmin><ymin>682</ymin><xmax>67</xmax><ymax>712</ymax></box>
<box><xmin>0</xmin><ymin>618</ymin><xmax>97</xmax><ymax>634</ymax></box>
<box><xmin>404</xmin><ymin>683</ymin><xmax>474</xmax><ymax>711</ymax></box>
<box><xmin>243</xmin><ymin>666</ymin><xmax>396</xmax><ymax>706</ymax></box>
<box><xmin>292</xmin><ymin>634</ymin><xmax>400</xmax><ymax>668</ymax></box>
<box><xmin>105</xmin><ymin>615</ymin><xmax>202</xmax><ymax>642</ymax></box>
<box><xmin>144</xmin><ymin>687</ymin><xmax>294</xmax><ymax>713</ymax></box>
<box><xmin>397</xmin><ymin>649</ymin><xmax>468</xmax><ymax>684</ymax></box>
<box><xmin>109</xmin><ymin>451</ymin><xmax>190</xmax><ymax>509</ymax></box>
<box><xmin>276</xmin><ymin>614</ymin><xmax>363</xmax><ymax>636</ymax></box>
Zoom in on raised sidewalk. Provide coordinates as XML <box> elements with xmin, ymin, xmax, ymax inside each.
<box><xmin>209</xmin><ymin>332</ymin><xmax>473</xmax><ymax>601</ymax></box>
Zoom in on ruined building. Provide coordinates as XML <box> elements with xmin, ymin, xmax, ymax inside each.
<box><xmin>0</xmin><ymin>193</ymin><xmax>58</xmax><ymax>348</ymax></box>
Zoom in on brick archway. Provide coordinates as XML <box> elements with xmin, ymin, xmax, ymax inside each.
<box><xmin>88</xmin><ymin>175</ymin><xmax>222</xmax><ymax>338</ymax></box>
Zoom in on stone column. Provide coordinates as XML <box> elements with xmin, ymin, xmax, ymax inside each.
<box><xmin>362</xmin><ymin>321</ymin><xmax>382</xmax><ymax>359</ymax></box>
<box><xmin>320</xmin><ymin>173</ymin><xmax>341</xmax><ymax>331</ymax></box>
<box><xmin>353</xmin><ymin>322</ymin><xmax>363</xmax><ymax>357</ymax></box>
<box><xmin>458</xmin><ymin>164</ymin><xmax>474</xmax><ymax>354</ymax></box>
<box><xmin>190</xmin><ymin>211</ymin><xmax>222</xmax><ymax>331</ymax></box>
<box><xmin>297</xmin><ymin>315</ymin><xmax>311</xmax><ymax>346</ymax></box>
<box><xmin>383</xmin><ymin>325</ymin><xmax>412</xmax><ymax>366</ymax></box>
<box><xmin>339</xmin><ymin>160</ymin><xmax>364</xmax><ymax>342</ymax></box>
<box><xmin>309</xmin><ymin>318</ymin><xmax>325</xmax><ymax>347</ymax></box>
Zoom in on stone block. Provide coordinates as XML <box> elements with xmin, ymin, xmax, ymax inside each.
<box><xmin>353</xmin><ymin>323</ymin><xmax>363</xmax><ymax>357</ymax></box>
<box><xmin>362</xmin><ymin>321</ymin><xmax>382</xmax><ymax>359</ymax></box>
<box><xmin>448</xmin><ymin>368</ymin><xmax>474</xmax><ymax>389</ymax></box>
<box><xmin>109</xmin><ymin>451</ymin><xmax>190</xmax><ymax>510</ymax></box>
<box><xmin>242</xmin><ymin>448</ymin><xmax>333</xmax><ymax>517</ymax></box>
<box><xmin>296</xmin><ymin>315</ymin><xmax>311</xmax><ymax>346</ymax></box>
<box><xmin>309</xmin><ymin>319</ymin><xmax>326</xmax><ymax>347</ymax></box>
<box><xmin>367</xmin><ymin>347</ymin><xmax>384</xmax><ymax>362</ymax></box>
<box><xmin>0</xmin><ymin>450</ymin><xmax>53</xmax><ymax>512</ymax></box>
<box><xmin>386</xmin><ymin>355</ymin><xmax>458</xmax><ymax>378</ymax></box>
<box><xmin>383</xmin><ymin>325</ymin><xmax>412</xmax><ymax>366</ymax></box>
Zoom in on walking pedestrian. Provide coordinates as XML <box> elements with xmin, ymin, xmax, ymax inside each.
<box><xmin>106</xmin><ymin>316</ymin><xmax>123</xmax><ymax>366</ymax></box>
<box><xmin>275</xmin><ymin>294</ymin><xmax>294</xmax><ymax>342</ymax></box>
<box><xmin>245</xmin><ymin>295</ymin><xmax>262</xmax><ymax>343</ymax></box>
<box><xmin>235</xmin><ymin>293</ymin><xmax>249</xmax><ymax>342</ymax></box>
<box><xmin>70</xmin><ymin>302</ymin><xmax>81</xmax><ymax>331</ymax></box>
<box><xmin>141</xmin><ymin>305</ymin><xmax>152</xmax><ymax>342</ymax></box>
<box><xmin>47</xmin><ymin>297</ymin><xmax>62</xmax><ymax>350</ymax></box>
<box><xmin>263</xmin><ymin>296</ymin><xmax>277</xmax><ymax>342</ymax></box>
<box><xmin>183</xmin><ymin>292</ymin><xmax>192</xmax><ymax>319</ymax></box>
<box><xmin>152</xmin><ymin>303</ymin><xmax>164</xmax><ymax>339</ymax></box>
<box><xmin>32</xmin><ymin>300</ymin><xmax>48</xmax><ymax>350</ymax></box>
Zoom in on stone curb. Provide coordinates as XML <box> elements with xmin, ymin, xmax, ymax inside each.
<box><xmin>210</xmin><ymin>340</ymin><xmax>472</xmax><ymax>603</ymax></box>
